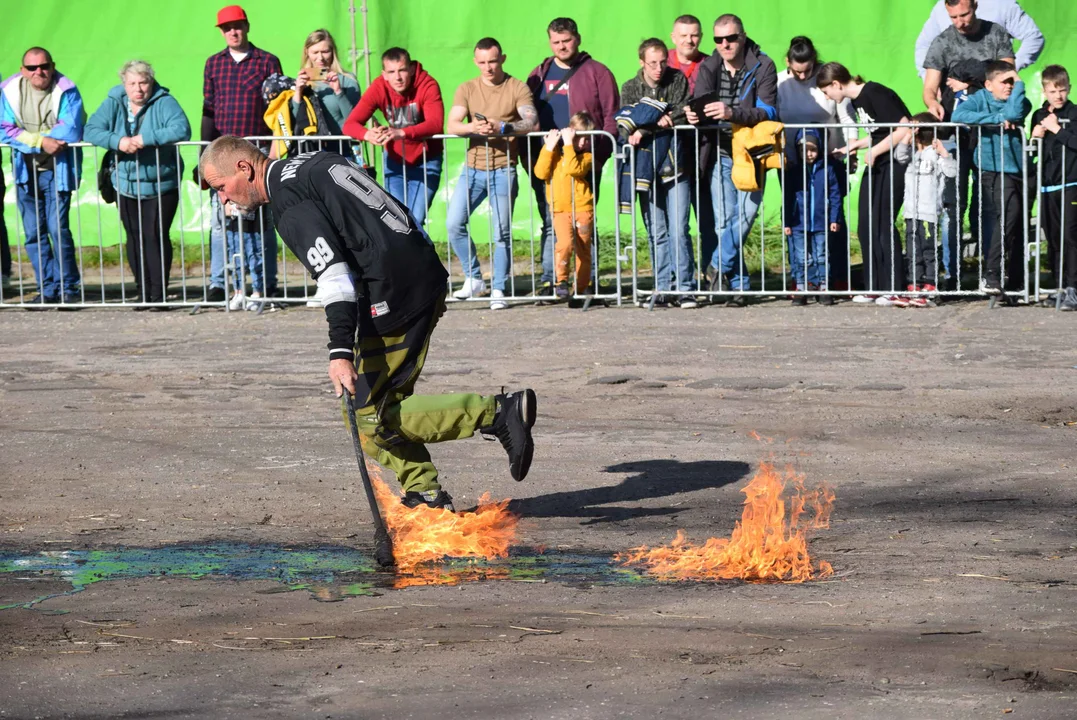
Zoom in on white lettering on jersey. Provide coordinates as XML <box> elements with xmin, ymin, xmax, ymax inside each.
<box><xmin>306</xmin><ymin>236</ymin><xmax>335</xmax><ymax>273</ymax></box>
<box><xmin>279</xmin><ymin>151</ymin><xmax>318</xmax><ymax>182</ymax></box>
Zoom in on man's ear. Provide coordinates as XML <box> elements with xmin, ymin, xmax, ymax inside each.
<box><xmin>237</xmin><ymin>159</ymin><xmax>255</xmax><ymax>180</ymax></box>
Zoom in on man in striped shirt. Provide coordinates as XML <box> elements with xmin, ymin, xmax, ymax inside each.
<box><xmin>200</xmin><ymin>5</ymin><xmax>282</xmax><ymax>301</ymax></box>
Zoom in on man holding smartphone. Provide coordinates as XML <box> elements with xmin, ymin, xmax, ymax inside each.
<box><xmin>684</xmin><ymin>13</ymin><xmax>778</xmax><ymax>304</ymax></box>
<box><xmin>444</xmin><ymin>37</ymin><xmax>538</xmax><ymax>310</ymax></box>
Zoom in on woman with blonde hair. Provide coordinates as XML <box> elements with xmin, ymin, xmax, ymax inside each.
<box><xmin>293</xmin><ymin>29</ymin><xmax>361</xmax><ymax>158</ymax></box>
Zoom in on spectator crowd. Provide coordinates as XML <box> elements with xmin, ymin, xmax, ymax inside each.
<box><xmin>2</xmin><ymin>0</ymin><xmax>1075</xmax><ymax>311</ymax></box>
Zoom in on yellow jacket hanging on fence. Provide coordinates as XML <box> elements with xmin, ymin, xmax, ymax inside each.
<box><xmin>731</xmin><ymin>121</ymin><xmax>785</xmax><ymax>192</ymax></box>
<box><xmin>264</xmin><ymin>90</ymin><xmax>318</xmax><ymax>158</ymax></box>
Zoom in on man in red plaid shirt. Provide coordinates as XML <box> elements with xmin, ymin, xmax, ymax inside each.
<box><xmin>201</xmin><ymin>5</ymin><xmax>283</xmax><ymax>301</ymax></box>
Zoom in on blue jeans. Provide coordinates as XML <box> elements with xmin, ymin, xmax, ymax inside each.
<box><xmin>384</xmin><ymin>153</ymin><xmax>443</xmax><ymax>239</ymax></box>
<box><xmin>226</xmin><ymin>226</ymin><xmax>264</xmax><ymax>294</ymax></box>
<box><xmin>210</xmin><ymin>192</ymin><xmax>277</xmax><ymax>292</ymax></box>
<box><xmin>787</xmin><ymin>229</ymin><xmax>827</xmax><ymax>289</ymax></box>
<box><xmin>709</xmin><ymin>155</ymin><xmax>763</xmax><ymax>291</ymax></box>
<box><xmin>530</xmin><ymin>171</ymin><xmax>556</xmax><ymax>285</ymax></box>
<box><xmin>640</xmin><ymin>180</ymin><xmax>694</xmax><ymax>293</ymax></box>
<box><xmin>16</xmin><ymin>169</ymin><xmax>80</xmax><ymax>298</ymax></box>
<box><xmin>446</xmin><ymin>165</ymin><xmax>517</xmax><ymax>291</ymax></box>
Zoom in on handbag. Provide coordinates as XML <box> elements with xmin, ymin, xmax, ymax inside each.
<box><xmin>98</xmin><ymin>149</ymin><xmax>116</xmax><ymax>204</ymax></box>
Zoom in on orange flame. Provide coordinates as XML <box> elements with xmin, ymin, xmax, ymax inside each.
<box><xmin>617</xmin><ymin>462</ymin><xmax>835</xmax><ymax>583</ymax></box>
<box><xmin>368</xmin><ymin>466</ymin><xmax>519</xmax><ymax>575</ymax></box>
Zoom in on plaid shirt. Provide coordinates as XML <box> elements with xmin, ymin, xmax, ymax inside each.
<box><xmin>202</xmin><ymin>44</ymin><xmax>282</xmax><ymax>138</ymax></box>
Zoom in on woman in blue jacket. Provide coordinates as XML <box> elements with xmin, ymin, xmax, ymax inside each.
<box><xmin>85</xmin><ymin>60</ymin><xmax>191</xmax><ymax>307</ymax></box>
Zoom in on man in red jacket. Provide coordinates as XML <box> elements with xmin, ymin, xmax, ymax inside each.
<box><xmin>344</xmin><ymin>47</ymin><xmax>444</xmax><ymax>237</ymax></box>
<box><xmin>526</xmin><ymin>18</ymin><xmax>619</xmax><ymax>295</ymax></box>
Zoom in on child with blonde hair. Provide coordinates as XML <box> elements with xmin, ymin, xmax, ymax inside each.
<box><xmin>534</xmin><ymin>111</ymin><xmax>596</xmax><ymax>298</ymax></box>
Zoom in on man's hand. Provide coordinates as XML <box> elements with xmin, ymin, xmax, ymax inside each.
<box><xmin>365</xmin><ymin>126</ymin><xmax>390</xmax><ymax>146</ymax></box>
<box><xmin>684</xmin><ymin>106</ymin><xmax>699</xmax><ymax>125</ymax></box>
<box><xmin>657</xmin><ymin>114</ymin><xmax>673</xmax><ymax>128</ymax></box>
<box><xmin>628</xmin><ymin>130</ymin><xmax>643</xmax><ymax>146</ymax></box>
<box><xmin>328</xmin><ymin>358</ymin><xmax>359</xmax><ymax>398</ymax></box>
<box><xmin>945</xmin><ymin>78</ymin><xmax>969</xmax><ymax>93</ymax></box>
<box><xmin>783</xmin><ymin>227</ymin><xmax>792</xmax><ymax>236</ymax></box>
<box><xmin>829</xmin><ymin>222</ymin><xmax>840</xmax><ymax>233</ymax></box>
<box><xmin>542</xmin><ymin>128</ymin><xmax>560</xmax><ymax>150</ymax></box>
<box><xmin>471</xmin><ymin>119</ymin><xmax>496</xmax><ymax>135</ymax></box>
<box><xmin>1041</xmin><ymin>113</ymin><xmax>1061</xmax><ymax>134</ymax></box>
<box><xmin>703</xmin><ymin>101</ymin><xmax>733</xmax><ymax>121</ymax></box>
<box><xmin>926</xmin><ymin>99</ymin><xmax>945</xmax><ymax>121</ymax></box>
<box><xmin>1002</xmin><ymin>120</ymin><xmax>1018</xmax><ymax>131</ymax></box>
<box><xmin>131</xmin><ymin>134</ymin><xmax>145</xmax><ymax>149</ymax></box>
<box><xmin>41</xmin><ymin>137</ymin><xmax>67</xmax><ymax>155</ymax></box>
<box><xmin>1031</xmin><ymin>123</ymin><xmax>1046</xmax><ymax>138</ymax></box>
<box><xmin>118</xmin><ymin>136</ymin><xmax>138</xmax><ymax>154</ymax></box>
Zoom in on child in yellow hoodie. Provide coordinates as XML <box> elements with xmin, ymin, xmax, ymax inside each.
<box><xmin>534</xmin><ymin>112</ymin><xmax>595</xmax><ymax>298</ymax></box>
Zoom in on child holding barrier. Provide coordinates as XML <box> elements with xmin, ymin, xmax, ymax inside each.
<box><xmin>1031</xmin><ymin>64</ymin><xmax>1077</xmax><ymax>310</ymax></box>
<box><xmin>953</xmin><ymin>61</ymin><xmax>1032</xmax><ymax>297</ymax></box>
<box><xmin>904</xmin><ymin>112</ymin><xmax>958</xmax><ymax>305</ymax></box>
<box><xmin>782</xmin><ymin>128</ymin><xmax>842</xmax><ymax>306</ymax></box>
<box><xmin>533</xmin><ymin>111</ymin><xmax>596</xmax><ymax>300</ymax></box>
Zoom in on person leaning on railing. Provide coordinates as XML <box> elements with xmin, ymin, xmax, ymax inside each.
<box><xmin>343</xmin><ymin>47</ymin><xmax>445</xmax><ymax>237</ymax></box>
<box><xmin>952</xmin><ymin>60</ymin><xmax>1032</xmax><ymax>296</ymax></box>
<box><xmin>85</xmin><ymin>60</ymin><xmax>191</xmax><ymax>308</ymax></box>
<box><xmin>1030</xmin><ymin>64</ymin><xmax>1077</xmax><ymax>311</ymax></box>
<box><xmin>0</xmin><ymin>46</ymin><xmax>84</xmax><ymax>306</ymax></box>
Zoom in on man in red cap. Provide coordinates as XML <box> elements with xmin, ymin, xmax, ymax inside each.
<box><xmin>200</xmin><ymin>5</ymin><xmax>283</xmax><ymax>303</ymax></box>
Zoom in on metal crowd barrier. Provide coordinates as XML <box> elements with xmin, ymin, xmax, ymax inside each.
<box><xmin>624</xmin><ymin>121</ymin><xmax>1056</xmax><ymax>309</ymax></box>
<box><xmin>1</xmin><ymin>122</ymin><xmax>1072</xmax><ymax>311</ymax></box>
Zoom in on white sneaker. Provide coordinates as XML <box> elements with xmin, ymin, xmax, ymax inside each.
<box><xmin>490</xmin><ymin>289</ymin><xmax>508</xmax><ymax>310</ymax></box>
<box><xmin>245</xmin><ymin>291</ymin><xmax>263</xmax><ymax>311</ymax></box>
<box><xmin>852</xmin><ymin>294</ymin><xmax>878</xmax><ymax>304</ymax></box>
<box><xmin>678</xmin><ymin>297</ymin><xmax>698</xmax><ymax>309</ymax></box>
<box><xmin>228</xmin><ymin>291</ymin><xmax>246</xmax><ymax>310</ymax></box>
<box><xmin>452</xmin><ymin>277</ymin><xmax>486</xmax><ymax>299</ymax></box>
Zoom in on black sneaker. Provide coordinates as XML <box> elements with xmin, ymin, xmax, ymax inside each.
<box><xmin>790</xmin><ymin>294</ymin><xmax>808</xmax><ymax>307</ymax></box>
<box><xmin>818</xmin><ymin>293</ymin><xmax>835</xmax><ymax>306</ymax></box>
<box><xmin>704</xmin><ymin>265</ymin><xmax>720</xmax><ymax>292</ymax></box>
<box><xmin>205</xmin><ymin>286</ymin><xmax>226</xmax><ymax>302</ymax></box>
<box><xmin>1060</xmin><ymin>287</ymin><xmax>1077</xmax><ymax>312</ymax></box>
<box><xmin>482</xmin><ymin>389</ymin><xmax>537</xmax><ymax>481</ymax></box>
<box><xmin>402</xmin><ymin>489</ymin><xmax>455</xmax><ymax>512</ymax></box>
<box><xmin>726</xmin><ymin>294</ymin><xmax>748</xmax><ymax>307</ymax></box>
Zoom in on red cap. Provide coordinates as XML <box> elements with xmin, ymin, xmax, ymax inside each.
<box><xmin>216</xmin><ymin>5</ymin><xmax>248</xmax><ymax>26</ymax></box>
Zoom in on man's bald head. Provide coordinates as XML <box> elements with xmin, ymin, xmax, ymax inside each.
<box><xmin>199</xmin><ymin>136</ymin><xmax>269</xmax><ymax>212</ymax></box>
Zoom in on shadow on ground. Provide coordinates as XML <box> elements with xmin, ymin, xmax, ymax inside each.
<box><xmin>510</xmin><ymin>459</ymin><xmax>751</xmax><ymax>523</ymax></box>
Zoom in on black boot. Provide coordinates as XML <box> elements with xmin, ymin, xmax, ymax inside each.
<box><xmin>402</xmin><ymin>489</ymin><xmax>455</xmax><ymax>512</ymax></box>
<box><xmin>481</xmin><ymin>389</ymin><xmax>537</xmax><ymax>481</ymax></box>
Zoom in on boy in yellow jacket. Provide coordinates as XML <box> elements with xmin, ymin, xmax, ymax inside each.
<box><xmin>534</xmin><ymin>112</ymin><xmax>595</xmax><ymax>298</ymax></box>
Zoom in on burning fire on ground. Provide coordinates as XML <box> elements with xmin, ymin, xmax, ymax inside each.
<box><xmin>617</xmin><ymin>462</ymin><xmax>835</xmax><ymax>583</ymax></box>
<box><xmin>369</xmin><ymin>466</ymin><xmax>519</xmax><ymax>581</ymax></box>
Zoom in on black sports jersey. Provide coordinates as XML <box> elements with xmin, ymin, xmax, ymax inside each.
<box><xmin>265</xmin><ymin>152</ymin><xmax>448</xmax><ymax>358</ymax></box>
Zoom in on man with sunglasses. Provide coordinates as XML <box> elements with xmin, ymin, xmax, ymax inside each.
<box><xmin>1</xmin><ymin>47</ymin><xmax>84</xmax><ymax>305</ymax></box>
<box><xmin>684</xmin><ymin>14</ymin><xmax>778</xmax><ymax>305</ymax></box>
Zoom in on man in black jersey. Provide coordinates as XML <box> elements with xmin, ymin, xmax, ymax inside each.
<box><xmin>199</xmin><ymin>136</ymin><xmax>537</xmax><ymax>512</ymax></box>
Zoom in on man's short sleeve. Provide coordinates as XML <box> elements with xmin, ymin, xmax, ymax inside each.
<box><xmin>452</xmin><ymin>82</ymin><xmax>470</xmax><ymax>111</ymax></box>
<box><xmin>512</xmin><ymin>78</ymin><xmax>534</xmax><ymax>111</ymax></box>
<box><xmin>923</xmin><ymin>33</ymin><xmax>948</xmax><ymax>71</ymax></box>
<box><xmin>274</xmin><ymin>199</ymin><xmax>350</xmax><ymax>281</ymax></box>
<box><xmin>991</xmin><ymin>24</ymin><xmax>1016</xmax><ymax>60</ymax></box>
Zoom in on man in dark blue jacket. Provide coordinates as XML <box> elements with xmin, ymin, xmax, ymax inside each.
<box><xmin>684</xmin><ymin>14</ymin><xmax>778</xmax><ymax>302</ymax></box>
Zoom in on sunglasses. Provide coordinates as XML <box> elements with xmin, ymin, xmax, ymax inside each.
<box><xmin>713</xmin><ymin>33</ymin><xmax>741</xmax><ymax>45</ymax></box>
<box><xmin>23</xmin><ymin>63</ymin><xmax>53</xmax><ymax>72</ymax></box>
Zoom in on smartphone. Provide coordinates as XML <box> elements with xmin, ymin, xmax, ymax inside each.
<box><xmin>309</xmin><ymin>66</ymin><xmax>328</xmax><ymax>82</ymax></box>
<box><xmin>474</xmin><ymin>113</ymin><xmax>488</xmax><ymax>122</ymax></box>
<box><xmin>689</xmin><ymin>92</ymin><xmax>725</xmax><ymax>118</ymax></box>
